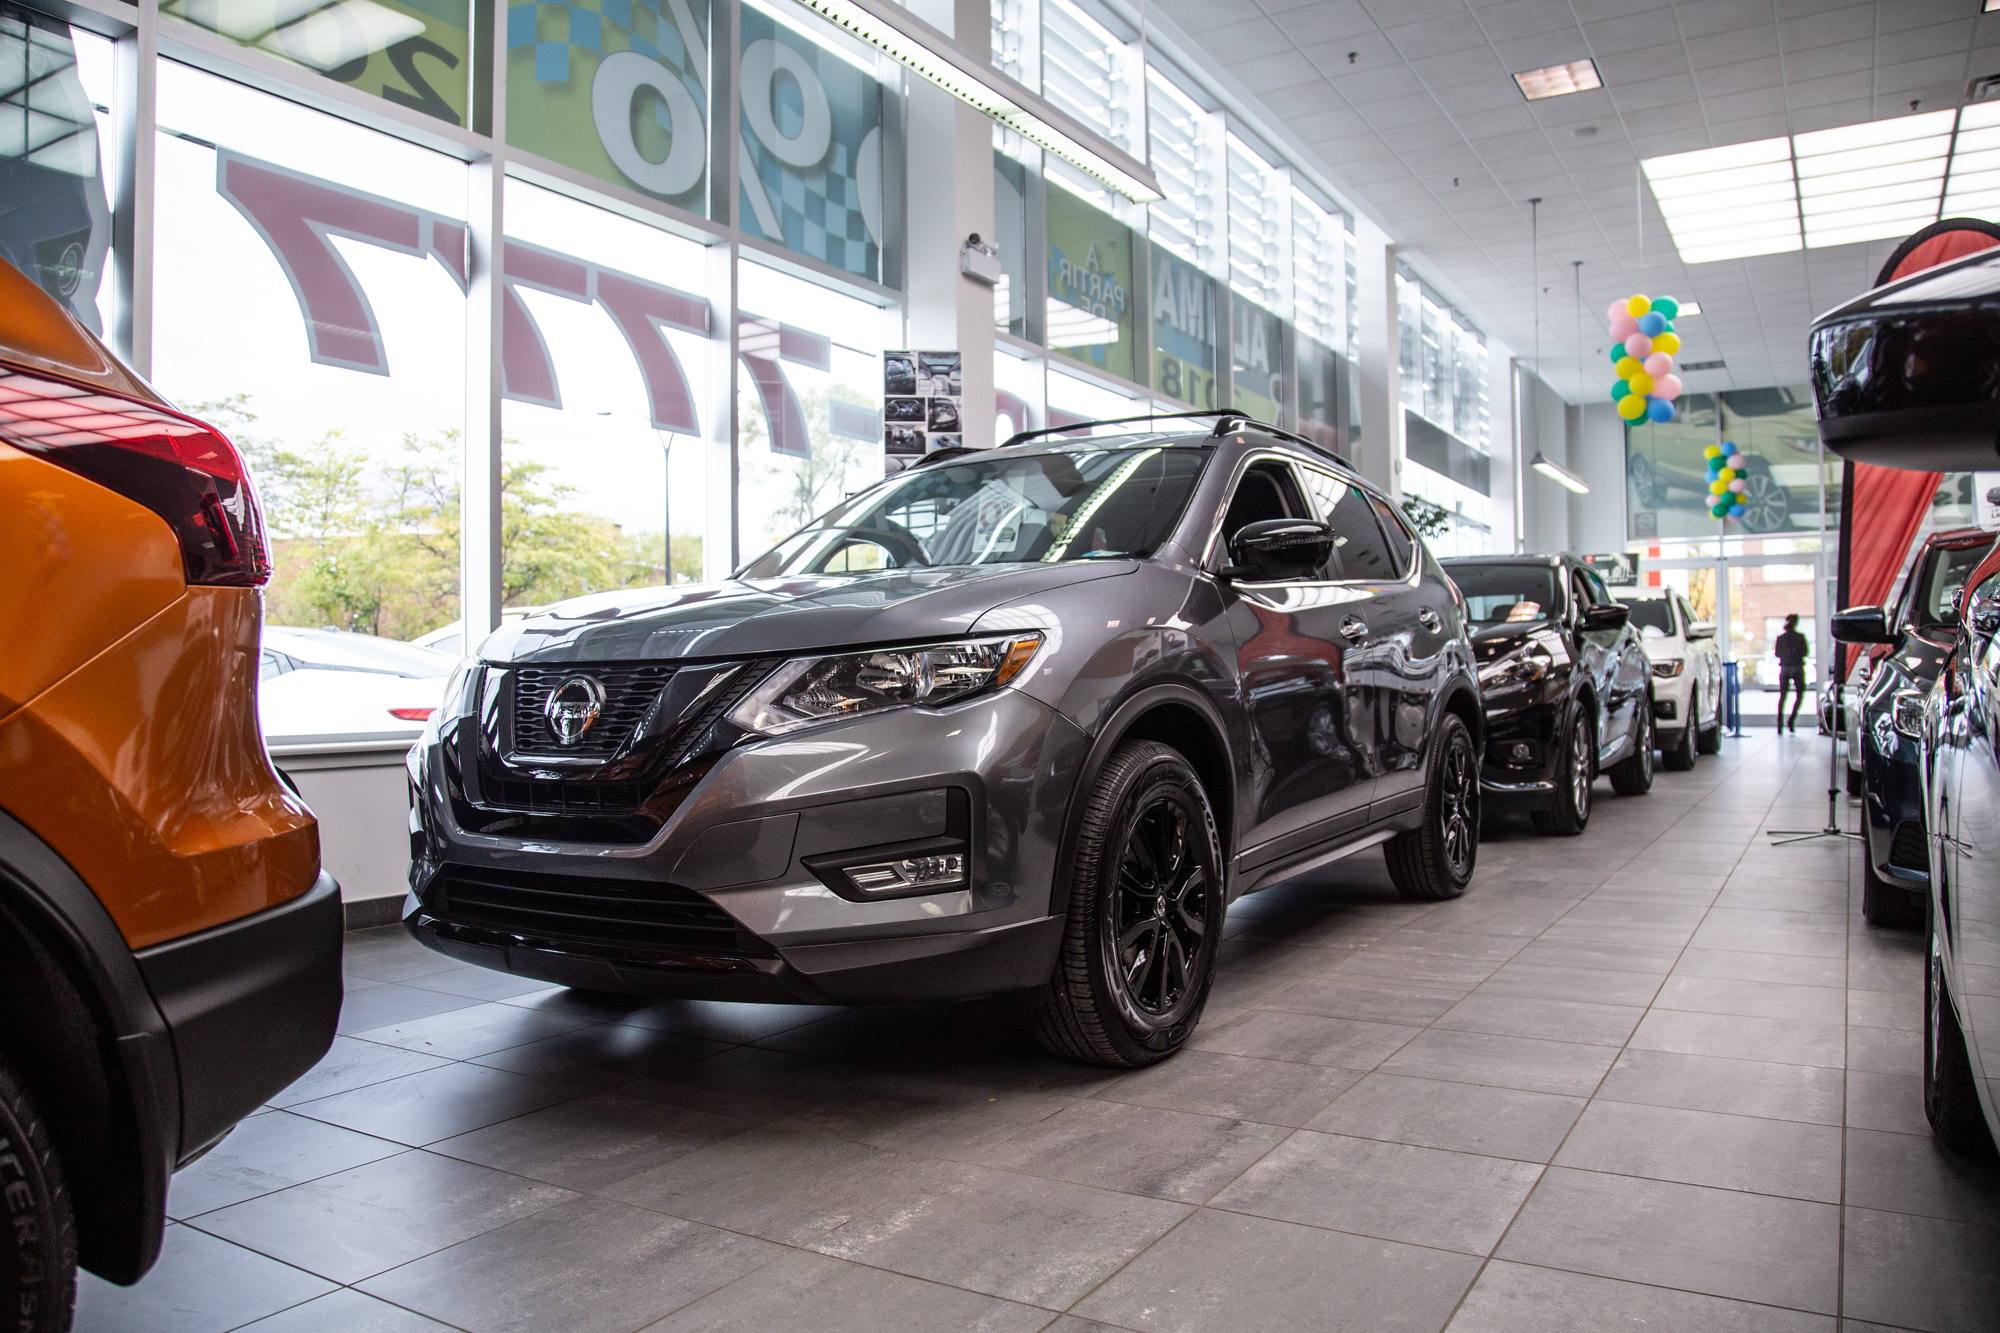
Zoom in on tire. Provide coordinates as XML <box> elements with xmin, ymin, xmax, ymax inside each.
<box><xmin>1609</xmin><ymin>699</ymin><xmax>1656</xmax><ymax>796</ymax></box>
<box><xmin>1737</xmin><ymin>459</ymin><xmax>1792</xmax><ymax>534</ymax></box>
<box><xmin>1661</xmin><ymin>701</ymin><xmax>1698</xmax><ymax>772</ymax></box>
<box><xmin>1846</xmin><ymin>766</ymin><xmax>1864</xmax><ymax>798</ymax></box>
<box><xmin>1925</xmin><ymin>897</ymin><xmax>1997</xmax><ymax>1155</ymax></box>
<box><xmin>1386</xmin><ymin>712</ymin><xmax>1479</xmax><ymax>900</ymax></box>
<box><xmin>1531</xmin><ymin>707</ymin><xmax>1593</xmax><ymax>837</ymax></box>
<box><xmin>0</xmin><ymin>1054</ymin><xmax>76</xmax><ymax>1333</ymax></box>
<box><xmin>1861</xmin><ymin>858</ymin><xmax>1924</xmax><ymax>929</ymax></box>
<box><xmin>1628</xmin><ymin>450</ymin><xmax>1659</xmax><ymax>510</ymax></box>
<box><xmin>1034</xmin><ymin>741</ymin><xmax>1224</xmax><ymax>1068</ymax></box>
<box><xmin>1697</xmin><ymin>713</ymin><xmax>1722</xmax><ymax>754</ymax></box>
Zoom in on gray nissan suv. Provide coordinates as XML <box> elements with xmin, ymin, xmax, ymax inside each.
<box><xmin>405</xmin><ymin>412</ymin><xmax>1483</xmax><ymax>1066</ymax></box>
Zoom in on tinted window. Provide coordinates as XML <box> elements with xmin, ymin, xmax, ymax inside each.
<box><xmin>1297</xmin><ymin>467</ymin><xmax>1397</xmax><ymax>581</ymax></box>
<box><xmin>1626</xmin><ymin>598</ymin><xmax>1676</xmax><ymax>638</ymax></box>
<box><xmin>1447</xmin><ymin>564</ymin><xmax>1559</xmax><ymax>624</ymax></box>
<box><xmin>1367</xmin><ymin>493</ymin><xmax>1416</xmax><ymax>576</ymax></box>
<box><xmin>1221</xmin><ymin>460</ymin><xmax>1308</xmax><ymax>542</ymax></box>
<box><xmin>1916</xmin><ymin>542</ymin><xmax>1994</xmax><ymax>626</ymax></box>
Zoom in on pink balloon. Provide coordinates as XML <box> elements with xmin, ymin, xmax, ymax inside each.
<box><xmin>1610</xmin><ymin>314</ymin><xmax>1640</xmax><ymax>340</ymax></box>
<box><xmin>1655</xmin><ymin>373</ymin><xmax>1683</xmax><ymax>400</ymax></box>
<box><xmin>1728</xmin><ymin>477</ymin><xmax>1747</xmax><ymax>493</ymax></box>
<box><xmin>1606</xmin><ymin>298</ymin><xmax>1631</xmax><ymax>324</ymax></box>
<box><xmin>1624</xmin><ymin>333</ymin><xmax>1651</xmax><ymax>358</ymax></box>
<box><xmin>1644</xmin><ymin>352</ymin><xmax>1673</xmax><ymax>378</ymax></box>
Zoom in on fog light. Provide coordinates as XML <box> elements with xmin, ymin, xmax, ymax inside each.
<box><xmin>846</xmin><ymin>852</ymin><xmax>966</xmax><ymax>894</ymax></box>
<box><xmin>1503</xmin><ymin>740</ymin><xmax>1538</xmax><ymax>765</ymax></box>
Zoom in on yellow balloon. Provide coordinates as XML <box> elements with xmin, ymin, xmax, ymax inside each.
<box><xmin>1718</xmin><ymin>466</ymin><xmax>1736</xmax><ymax>483</ymax></box>
<box><xmin>1702</xmin><ymin>443</ymin><xmax>1721</xmax><ymax>459</ymax></box>
<box><xmin>1614</xmin><ymin>355</ymin><xmax>1643</xmax><ymax>379</ymax></box>
<box><xmin>1710</xmin><ymin>479</ymin><xmax>1728</xmax><ymax>495</ymax></box>
<box><xmin>1626</xmin><ymin>294</ymin><xmax>1651</xmax><ymax>317</ymax></box>
<box><xmin>1627</xmin><ymin>371</ymin><xmax>1654</xmax><ymax>396</ymax></box>
<box><xmin>1653</xmin><ymin>331</ymin><xmax>1681</xmax><ymax>356</ymax></box>
<box><xmin>1618</xmin><ymin>394</ymin><xmax>1647</xmax><ymax>421</ymax></box>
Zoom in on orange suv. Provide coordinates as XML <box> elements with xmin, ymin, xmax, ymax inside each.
<box><xmin>0</xmin><ymin>260</ymin><xmax>341</xmax><ymax>1325</ymax></box>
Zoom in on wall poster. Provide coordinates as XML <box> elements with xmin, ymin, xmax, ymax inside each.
<box><xmin>884</xmin><ymin>349</ymin><xmax>961</xmax><ymax>459</ymax></box>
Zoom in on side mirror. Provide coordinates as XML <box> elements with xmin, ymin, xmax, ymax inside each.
<box><xmin>1225</xmin><ymin>518</ymin><xmax>1334</xmax><ymax>582</ymax></box>
<box><xmin>1967</xmin><ymin>578</ymin><xmax>2000</xmax><ymax>637</ymax></box>
<box><xmin>1687</xmin><ymin>620</ymin><xmax>1717</xmax><ymax>640</ymax></box>
<box><xmin>1831</xmin><ymin>605</ymin><xmax>1895</xmax><ymax>645</ymax></box>
<box><xmin>1579</xmin><ymin>603</ymin><xmax>1629</xmax><ymax>633</ymax></box>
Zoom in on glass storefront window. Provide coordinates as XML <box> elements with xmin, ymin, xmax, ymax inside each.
<box><xmin>499</xmin><ymin>180</ymin><xmax>719</xmax><ymax>604</ymax></box>
<box><xmin>736</xmin><ymin>3</ymin><xmax>884</xmax><ymax>281</ymax></box>
<box><xmin>507</xmin><ymin>0</ymin><xmax>709</xmax><ymax>216</ymax></box>
<box><xmin>1231</xmin><ymin>298</ymin><xmax>1282</xmax><ymax>424</ymax></box>
<box><xmin>1146</xmin><ymin>68</ymin><xmax>1217</xmax><ymax>270</ymax></box>
<box><xmin>993</xmin><ymin>137</ymin><xmax>1030</xmax><ymax>336</ymax></box>
<box><xmin>1296</xmin><ymin>335</ymin><xmax>1342</xmax><ymax>452</ymax></box>
<box><xmin>1628</xmin><ymin>386</ymin><xmax>1845</xmax><ymax>543</ymax></box>
<box><xmin>1226</xmin><ymin>133</ymin><xmax>1284</xmax><ymax>316</ymax></box>
<box><xmin>1</xmin><ymin>6</ymin><xmax>115</xmax><ymax>335</ymax></box>
<box><xmin>166</xmin><ymin>0</ymin><xmax>472</xmax><ymax>126</ymax></box>
<box><xmin>152</xmin><ymin>61</ymin><xmax>467</xmax><ymax>737</ymax></box>
<box><xmin>1046</xmin><ymin>177</ymin><xmax>1136</xmax><ymax>382</ymax></box>
<box><xmin>736</xmin><ymin>259</ymin><xmax>886</xmax><ymax>560</ymax></box>
<box><xmin>1047</xmin><ymin>366</ymin><xmax>1137</xmax><ymax>432</ymax></box>
<box><xmin>1151</xmin><ymin>241</ymin><xmax>1218</xmax><ymax>409</ymax></box>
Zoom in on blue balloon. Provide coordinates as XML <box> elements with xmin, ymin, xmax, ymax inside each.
<box><xmin>1637</xmin><ymin>312</ymin><xmax>1667</xmax><ymax>337</ymax></box>
<box><xmin>1720</xmin><ymin>440</ymin><xmax>1739</xmax><ymax>456</ymax></box>
<box><xmin>1646</xmin><ymin>397</ymin><xmax>1675</xmax><ymax>424</ymax></box>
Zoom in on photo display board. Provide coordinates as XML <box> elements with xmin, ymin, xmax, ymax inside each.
<box><xmin>884</xmin><ymin>349</ymin><xmax>962</xmax><ymax>458</ymax></box>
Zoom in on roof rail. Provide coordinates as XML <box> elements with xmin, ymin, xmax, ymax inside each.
<box><xmin>906</xmin><ymin>445</ymin><xmax>984</xmax><ymax>468</ymax></box>
<box><xmin>1001</xmin><ymin>408</ymin><xmax>1350</xmax><ymax>469</ymax></box>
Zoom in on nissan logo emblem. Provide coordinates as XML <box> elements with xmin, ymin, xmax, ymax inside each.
<box><xmin>543</xmin><ymin>675</ymin><xmax>606</xmax><ymax>745</ymax></box>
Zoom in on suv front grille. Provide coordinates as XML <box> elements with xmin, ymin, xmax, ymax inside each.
<box><xmin>429</xmin><ymin>865</ymin><xmax>775</xmax><ymax>958</ymax></box>
<box><xmin>512</xmin><ymin>664</ymin><xmax>676</xmax><ymax>758</ymax></box>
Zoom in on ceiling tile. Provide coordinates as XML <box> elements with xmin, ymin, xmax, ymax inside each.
<box><xmin>1595</xmin><ymin>43</ymin><xmax>1691</xmax><ymax>86</ymax></box>
<box><xmin>1228</xmin><ymin>49</ymin><xmax>1323</xmax><ymax>90</ymax></box>
<box><xmin>1875</xmin><ymin>54</ymin><xmax>1973</xmax><ymax>97</ymax></box>
<box><xmin>1683</xmin><ymin>23</ymin><xmax>1784</xmax><ymax>68</ymax></box>
<box><xmin>1694</xmin><ymin>56</ymin><xmax>1783</xmax><ymax>97</ymax></box>
<box><xmin>1385</xmin><ymin>19</ymin><xmax>1493</xmax><ymax>61</ymax></box>
<box><xmin>1300</xmin><ymin>30</ymin><xmax>1402</xmax><ymax>75</ymax></box>
<box><xmin>1331</xmin><ymin>64</ymin><xmax>1427</xmax><ymax>102</ymax></box>
<box><xmin>1269</xmin><ymin>0</ymin><xmax>1379</xmax><ymax>44</ymax></box>
<box><xmin>1675</xmin><ymin>0</ymin><xmax>1777</xmax><ymax>39</ymax></box>
<box><xmin>1456</xmin><ymin>101</ymin><xmax>1544</xmax><ymax>137</ymax></box>
<box><xmin>1359</xmin><ymin>0</ymin><xmax>1470</xmax><ymax>23</ymax></box>
<box><xmin>1488</xmin><ymin>32</ymin><xmax>1593</xmax><ymax>74</ymax></box>
<box><xmin>1782</xmin><ymin>37</ymin><xmax>1875</xmax><ymax>81</ymax></box>
<box><xmin>1202</xmin><ymin>17</ymin><xmax>1294</xmax><ymax>65</ymax></box>
<box><xmin>1875</xmin><ymin>18</ymin><xmax>1974</xmax><ymax>66</ymax></box>
<box><xmin>1612</xmin><ymin>72</ymin><xmax>1700</xmax><ymax>111</ymax></box>
<box><xmin>1779</xmin><ymin>3</ymin><xmax>1875</xmax><ymax>52</ymax></box>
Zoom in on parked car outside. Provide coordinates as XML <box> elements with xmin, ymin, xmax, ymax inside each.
<box><xmin>260</xmin><ymin>627</ymin><xmax>456</xmax><ymax>740</ymax></box>
<box><xmin>1832</xmin><ymin>527</ymin><xmax>1997</xmax><ymax>927</ymax></box>
<box><xmin>0</xmin><ymin>258</ymin><xmax>341</xmax><ymax>1321</ymax></box>
<box><xmin>1621</xmin><ymin>586</ymin><xmax>1724</xmax><ymax>770</ymax></box>
<box><xmin>1922</xmin><ymin>541</ymin><xmax>2000</xmax><ymax>1154</ymax></box>
<box><xmin>411</xmin><ymin>606</ymin><xmax>547</xmax><ymax>660</ymax></box>
<box><xmin>1441</xmin><ymin>554</ymin><xmax>1656</xmax><ymax>835</ymax></box>
<box><xmin>406</xmin><ymin>413</ymin><xmax>1484</xmax><ymax>1068</ymax></box>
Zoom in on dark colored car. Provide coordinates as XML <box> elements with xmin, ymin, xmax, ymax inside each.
<box><xmin>1831</xmin><ymin>527</ymin><xmax>1996</xmax><ymax>927</ymax></box>
<box><xmin>1441</xmin><ymin>555</ymin><xmax>1656</xmax><ymax>835</ymax></box>
<box><xmin>405</xmin><ymin>412</ymin><xmax>1484</xmax><ymax>1068</ymax></box>
<box><xmin>1923</xmin><ymin>542</ymin><xmax>2000</xmax><ymax>1154</ymax></box>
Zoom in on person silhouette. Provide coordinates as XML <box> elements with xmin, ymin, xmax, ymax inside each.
<box><xmin>1773</xmin><ymin>613</ymin><xmax>1809</xmax><ymax>733</ymax></box>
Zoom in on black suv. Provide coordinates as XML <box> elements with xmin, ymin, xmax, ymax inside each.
<box><xmin>406</xmin><ymin>412</ymin><xmax>1483</xmax><ymax>1067</ymax></box>
<box><xmin>1441</xmin><ymin>554</ymin><xmax>1656</xmax><ymax>834</ymax></box>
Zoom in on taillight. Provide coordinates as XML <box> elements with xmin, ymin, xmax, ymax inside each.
<box><xmin>0</xmin><ymin>364</ymin><xmax>271</xmax><ymax>586</ymax></box>
<box><xmin>388</xmin><ymin>707</ymin><xmax>434</xmax><ymax>722</ymax></box>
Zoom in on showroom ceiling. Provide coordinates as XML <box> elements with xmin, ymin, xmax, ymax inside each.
<box><xmin>1147</xmin><ymin>0</ymin><xmax>2000</xmax><ymax>402</ymax></box>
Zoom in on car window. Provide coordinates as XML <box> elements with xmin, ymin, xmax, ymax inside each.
<box><xmin>1296</xmin><ymin>466</ymin><xmax>1397</xmax><ymax>582</ymax></box>
<box><xmin>1579</xmin><ymin>567</ymin><xmax>1612</xmax><ymax>604</ymax></box>
<box><xmin>1366</xmin><ymin>493</ymin><xmax>1416</xmax><ymax>576</ymax></box>
<box><xmin>1219</xmin><ymin>459</ymin><xmax>1308</xmax><ymax>545</ymax></box>
<box><xmin>1625</xmin><ymin>598</ymin><xmax>1675</xmax><ymax>639</ymax></box>
<box><xmin>1446</xmin><ymin>564</ymin><xmax>1559</xmax><ymax>624</ymax></box>
<box><xmin>1917</xmin><ymin>542</ymin><xmax>1993</xmax><ymax>627</ymax></box>
<box><xmin>259</xmin><ymin>650</ymin><xmax>285</xmax><ymax>681</ymax></box>
<box><xmin>1570</xmin><ymin>570</ymin><xmax>1595</xmax><ymax>616</ymax></box>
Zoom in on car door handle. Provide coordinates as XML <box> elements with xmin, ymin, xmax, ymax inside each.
<box><xmin>1340</xmin><ymin>616</ymin><xmax>1368</xmax><ymax>642</ymax></box>
<box><xmin>1417</xmin><ymin>607</ymin><xmax>1442</xmax><ymax>632</ymax></box>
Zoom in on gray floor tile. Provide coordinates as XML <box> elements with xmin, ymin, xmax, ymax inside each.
<box><xmin>168</xmin><ymin>1110</ymin><xmax>405</xmax><ymax>1219</ymax></box>
<box><xmin>1093</xmin><ymin>1048</ymin><xmax>1364</xmax><ymax>1127</ymax></box>
<box><xmin>289</xmin><ymin>1061</ymin><xmax>579</xmax><ymax>1146</ymax></box>
<box><xmin>1553</xmin><ymin>1099</ymin><xmax>1843</xmax><ymax>1201</ymax></box>
<box><xmin>266</xmin><ymin>1036</ymin><xmax>452</xmax><ymax>1109</ymax></box>
<box><xmin>1379</xmin><ymin>1028</ymin><xmax>1617</xmax><ymax>1096</ymax></box>
<box><xmin>1211</xmin><ymin>1128</ymin><xmax>1542</xmax><ymax>1253</ymax></box>
<box><xmin>1446</xmin><ymin>1259</ymin><xmax>1834</xmax><ymax>1331</ymax></box>
<box><xmin>469</xmin><ymin>1020</ymin><xmax>732</xmax><ymax>1088</ymax></box>
<box><xmin>1434</xmin><ymin>992</ymin><xmax>1645</xmax><ymax>1047</ymax></box>
<box><xmin>962</xmin><ymin>1097</ymin><xmax>1291</xmax><ymax>1202</ymax></box>
<box><xmin>192</xmin><ymin>1148</ymin><xmax>575</xmax><ymax>1283</ymax></box>
<box><xmin>1687</xmin><ymin>923</ymin><xmax>1847</xmax><ymax>958</ymax></box>
<box><xmin>1506</xmin><ymin>938</ymin><xmax>1680</xmax><ymax>975</ymax></box>
<box><xmin>777</xmin><ymin>1073</ymin><xmax>1079</xmax><ymax>1159</ymax></box>
<box><xmin>432</xmin><ymin>1090</ymin><xmax>743</xmax><ymax>1191</ymax></box>
<box><xmin>75</xmin><ymin>1226</ymin><xmax>335</xmax><ymax>1332</ymax></box>
<box><xmin>1847</xmin><ymin>1024</ymin><xmax>1924</xmax><ymax>1075</ymax></box>
<box><xmin>1843</xmin><ymin>1127</ymin><xmax>2000</xmax><ymax>1223</ymax></box>
<box><xmin>1073</xmin><ymin>1207</ymin><xmax>1480</xmax><ymax>1332</ymax></box>
<box><xmin>1841</xmin><ymin>1207</ymin><xmax>2000</xmax><ymax>1333</ymax></box>
<box><xmin>643</xmin><ymin>1247</ymin><xmax>1052</xmax><ymax>1332</ymax></box>
<box><xmin>398</xmin><ymin>964</ymin><xmax>555</xmax><ymax>1001</ymax></box>
<box><xmin>1496</xmin><ymin>1166</ymin><xmax>1840</xmax><ymax>1314</ymax></box>
<box><xmin>1307</xmin><ymin>1072</ymin><xmax>1584</xmax><ymax>1162</ymax></box>
<box><xmin>1847</xmin><ymin>986</ymin><xmax>1922</xmax><ymax>1032</ymax></box>
<box><xmin>1655</xmin><ymin>974</ymin><xmax>1847</xmax><ymax>1023</ymax></box>
<box><xmin>1475</xmin><ymin>961</ymin><xmax>1664</xmax><ymax>1007</ymax></box>
<box><xmin>1189</xmin><ymin>1007</ymin><xmax>1423</xmax><ymax>1069</ymax></box>
<box><xmin>618</xmin><ymin>996</ymin><xmax>847</xmax><ymax>1041</ymax></box>
<box><xmin>238</xmin><ymin>1288</ymin><xmax>457</xmax><ymax>1330</ymax></box>
<box><xmin>360</xmin><ymin>1195</ymin><xmax>782</xmax><ymax>1333</ymax></box>
<box><xmin>352</xmin><ymin>999</ymin><xmax>600</xmax><ymax>1060</ymax></box>
<box><xmin>1845</xmin><ymin>1070</ymin><xmax>1930</xmax><ymax>1136</ymax></box>
<box><xmin>1627</xmin><ymin>1009</ymin><xmax>1846</xmax><ymax>1068</ymax></box>
<box><xmin>336</xmin><ymin>982</ymin><xmax>486</xmax><ymax>1036</ymax></box>
<box><xmin>1596</xmin><ymin>1048</ymin><xmax>1845</xmax><ymax>1124</ymax></box>
<box><xmin>1267</xmin><ymin>973</ymin><xmax>1468</xmax><ymax>1023</ymax></box>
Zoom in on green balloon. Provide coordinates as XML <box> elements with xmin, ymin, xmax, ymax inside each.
<box><xmin>1610</xmin><ymin>344</ymin><xmax>1625</xmax><ymax>365</ymax></box>
<box><xmin>1651</xmin><ymin>296</ymin><xmax>1679</xmax><ymax>319</ymax></box>
<box><xmin>1711</xmin><ymin>501</ymin><xmax>1730</xmax><ymax>518</ymax></box>
<box><xmin>1611</xmin><ymin>379</ymin><xmax>1630</xmax><ymax>400</ymax></box>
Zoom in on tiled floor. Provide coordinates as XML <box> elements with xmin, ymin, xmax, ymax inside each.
<box><xmin>84</xmin><ymin>732</ymin><xmax>2000</xmax><ymax>1331</ymax></box>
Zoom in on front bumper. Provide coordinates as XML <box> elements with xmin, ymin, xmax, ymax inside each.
<box><xmin>134</xmin><ymin>870</ymin><xmax>342</xmax><ymax>1162</ymax></box>
<box><xmin>1477</xmin><ymin>695</ymin><xmax>1563</xmax><ymax>805</ymax></box>
<box><xmin>407</xmin><ymin>688</ymin><xmax>1089</xmax><ymax>1003</ymax></box>
<box><xmin>1863</xmin><ymin>739</ymin><xmax>1929</xmax><ymax>891</ymax></box>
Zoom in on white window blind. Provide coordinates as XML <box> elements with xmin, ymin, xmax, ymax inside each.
<box><xmin>1040</xmin><ymin>0</ymin><xmax>1135</xmax><ymax>153</ymax></box>
<box><xmin>991</xmin><ymin>0</ymin><xmax>1027</xmax><ymax>85</ymax></box>
<box><xmin>1227</xmin><ymin>133</ymin><xmax>1285</xmax><ymax>314</ymax></box>
<box><xmin>1291</xmin><ymin>187</ymin><xmax>1345</xmax><ymax>350</ymax></box>
<box><xmin>1147</xmin><ymin>70</ymin><xmax>1218</xmax><ymax>268</ymax></box>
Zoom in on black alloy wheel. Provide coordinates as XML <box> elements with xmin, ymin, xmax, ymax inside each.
<box><xmin>1737</xmin><ymin>462</ymin><xmax>1792</xmax><ymax>533</ymax></box>
<box><xmin>1387</xmin><ymin>712</ymin><xmax>1479</xmax><ymax>899</ymax></box>
<box><xmin>1036</xmin><ymin>740</ymin><xmax>1223</xmax><ymax>1068</ymax></box>
<box><xmin>1531</xmin><ymin>708</ymin><xmax>1592</xmax><ymax>836</ymax></box>
<box><xmin>1610</xmin><ymin>701</ymin><xmax>1655</xmax><ymax>795</ymax></box>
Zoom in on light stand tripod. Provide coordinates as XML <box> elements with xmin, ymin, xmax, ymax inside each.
<box><xmin>1768</xmin><ymin>674</ymin><xmax>1862</xmax><ymax>847</ymax></box>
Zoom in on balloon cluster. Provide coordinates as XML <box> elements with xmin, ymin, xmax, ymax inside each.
<box><xmin>1704</xmin><ymin>441</ymin><xmax>1747</xmax><ymax>520</ymax></box>
<box><xmin>1607</xmin><ymin>294</ymin><xmax>1683</xmax><ymax>424</ymax></box>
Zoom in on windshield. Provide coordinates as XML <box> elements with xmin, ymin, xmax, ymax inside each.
<box><xmin>1448</xmin><ymin>564</ymin><xmax>1560</xmax><ymax>625</ymax></box>
<box><xmin>1625</xmin><ymin>598</ymin><xmax>1676</xmax><ymax>638</ymax></box>
<box><xmin>739</xmin><ymin>446</ymin><xmax>1210</xmax><ymax>577</ymax></box>
<box><xmin>1914</xmin><ymin>541</ymin><xmax>1994</xmax><ymax>626</ymax></box>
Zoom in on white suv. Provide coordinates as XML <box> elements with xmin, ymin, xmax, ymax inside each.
<box><xmin>1622</xmin><ymin>588</ymin><xmax>1724</xmax><ymax>769</ymax></box>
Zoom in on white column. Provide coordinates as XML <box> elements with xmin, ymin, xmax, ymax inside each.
<box><xmin>1350</xmin><ymin>217</ymin><xmax>1401</xmax><ymax>497</ymax></box>
<box><xmin>1488</xmin><ymin>342</ymin><xmax>1521</xmax><ymax>553</ymax></box>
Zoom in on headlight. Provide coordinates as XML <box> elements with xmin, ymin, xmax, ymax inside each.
<box><xmin>1890</xmin><ymin>688</ymin><xmax>1926</xmax><ymax>740</ymax></box>
<box><xmin>729</xmin><ymin>634</ymin><xmax>1043</xmax><ymax>735</ymax></box>
<box><xmin>1479</xmin><ymin>644</ymin><xmax>1553</xmax><ymax>690</ymax></box>
<box><xmin>1651</xmin><ymin>658</ymin><xmax>1685</xmax><ymax>678</ymax></box>
<box><xmin>421</xmin><ymin>661</ymin><xmax>475</xmax><ymax>744</ymax></box>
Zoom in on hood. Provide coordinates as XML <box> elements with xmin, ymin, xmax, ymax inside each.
<box><xmin>480</xmin><ymin>562</ymin><xmax>1136</xmax><ymax>665</ymax></box>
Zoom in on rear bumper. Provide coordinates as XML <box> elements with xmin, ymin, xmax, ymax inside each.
<box><xmin>135</xmin><ymin>871</ymin><xmax>343</xmax><ymax>1162</ymax></box>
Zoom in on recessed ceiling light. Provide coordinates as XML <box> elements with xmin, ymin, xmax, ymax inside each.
<box><xmin>1986</xmin><ymin>0</ymin><xmax>1998</xmax><ymax>12</ymax></box>
<box><xmin>1676</xmin><ymin>301</ymin><xmax>1702</xmax><ymax>316</ymax></box>
<box><xmin>1514</xmin><ymin>59</ymin><xmax>1603</xmax><ymax>101</ymax></box>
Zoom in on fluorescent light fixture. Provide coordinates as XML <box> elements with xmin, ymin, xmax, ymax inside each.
<box><xmin>1677</xmin><ymin>300</ymin><xmax>1701</xmax><ymax>316</ymax></box>
<box><xmin>788</xmin><ymin>0</ymin><xmax>1162</xmax><ymax>202</ymax></box>
<box><xmin>1513</xmin><ymin>59</ymin><xmax>1602</xmax><ymax>101</ymax></box>
<box><xmin>1531</xmin><ymin>452</ymin><xmax>1590</xmax><ymax>494</ymax></box>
